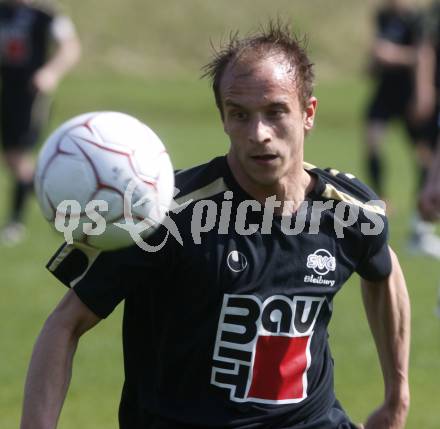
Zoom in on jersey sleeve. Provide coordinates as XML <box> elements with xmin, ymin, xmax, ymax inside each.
<box><xmin>321</xmin><ymin>168</ymin><xmax>392</xmax><ymax>281</ymax></box>
<box><xmin>46</xmin><ymin>226</ymin><xmax>174</xmax><ymax>318</ymax></box>
<box><xmin>343</xmin><ymin>174</ymin><xmax>392</xmax><ymax>281</ymax></box>
<box><xmin>355</xmin><ymin>212</ymin><xmax>392</xmax><ymax>281</ymax></box>
<box><xmin>49</xmin><ymin>15</ymin><xmax>77</xmax><ymax>42</ymax></box>
<box><xmin>47</xmin><ymin>244</ymin><xmax>128</xmax><ymax>318</ymax></box>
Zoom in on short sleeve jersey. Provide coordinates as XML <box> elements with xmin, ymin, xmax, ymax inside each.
<box><xmin>376</xmin><ymin>7</ymin><xmax>421</xmax><ymax>46</ymax></box>
<box><xmin>0</xmin><ymin>2</ymin><xmax>58</xmax><ymax>81</ymax></box>
<box><xmin>47</xmin><ymin>156</ymin><xmax>391</xmax><ymax>429</ymax></box>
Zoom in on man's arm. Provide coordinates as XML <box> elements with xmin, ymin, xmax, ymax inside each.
<box><xmin>361</xmin><ymin>247</ymin><xmax>410</xmax><ymax>429</ymax></box>
<box><xmin>419</xmin><ymin>143</ymin><xmax>440</xmax><ymax>220</ymax></box>
<box><xmin>372</xmin><ymin>39</ymin><xmax>417</xmax><ymax>68</ymax></box>
<box><xmin>413</xmin><ymin>39</ymin><xmax>437</xmax><ymax>123</ymax></box>
<box><xmin>414</xmin><ymin>34</ymin><xmax>440</xmax><ymax>220</ymax></box>
<box><xmin>32</xmin><ymin>16</ymin><xmax>81</xmax><ymax>94</ymax></box>
<box><xmin>20</xmin><ymin>289</ymin><xmax>100</xmax><ymax>429</ymax></box>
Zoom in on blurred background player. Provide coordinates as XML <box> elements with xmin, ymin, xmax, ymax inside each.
<box><xmin>412</xmin><ymin>0</ymin><xmax>440</xmax><ymax>256</ymax></box>
<box><xmin>418</xmin><ymin>0</ymin><xmax>440</xmax><ymax>219</ymax></box>
<box><xmin>363</xmin><ymin>0</ymin><xmax>440</xmax><ymax>258</ymax></box>
<box><xmin>417</xmin><ymin>0</ymin><xmax>440</xmax><ymax>314</ymax></box>
<box><xmin>0</xmin><ymin>0</ymin><xmax>80</xmax><ymax>245</ymax></box>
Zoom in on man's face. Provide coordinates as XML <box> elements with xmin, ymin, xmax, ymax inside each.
<box><xmin>220</xmin><ymin>55</ymin><xmax>316</xmax><ymax>190</ymax></box>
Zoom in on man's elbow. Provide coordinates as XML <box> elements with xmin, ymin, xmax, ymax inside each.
<box><xmin>42</xmin><ymin>290</ymin><xmax>100</xmax><ymax>341</ymax></box>
<box><xmin>63</xmin><ymin>38</ymin><xmax>81</xmax><ymax>68</ymax></box>
<box><xmin>42</xmin><ymin>307</ymin><xmax>83</xmax><ymax>347</ymax></box>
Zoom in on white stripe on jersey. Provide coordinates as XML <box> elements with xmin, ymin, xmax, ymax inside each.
<box><xmin>48</xmin><ymin>243</ymin><xmax>101</xmax><ymax>288</ymax></box>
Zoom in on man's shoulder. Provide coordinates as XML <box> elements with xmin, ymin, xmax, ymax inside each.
<box><xmin>0</xmin><ymin>3</ymin><xmax>56</xmax><ymax>31</ymax></box>
<box><xmin>308</xmin><ymin>164</ymin><xmax>385</xmax><ymax>215</ymax></box>
<box><xmin>174</xmin><ymin>156</ymin><xmax>228</xmax><ymax>204</ymax></box>
<box><xmin>377</xmin><ymin>6</ymin><xmax>420</xmax><ymax>28</ymax></box>
<box><xmin>12</xmin><ymin>1</ymin><xmax>58</xmax><ymax>22</ymax></box>
<box><xmin>376</xmin><ymin>7</ymin><xmax>397</xmax><ymax>25</ymax></box>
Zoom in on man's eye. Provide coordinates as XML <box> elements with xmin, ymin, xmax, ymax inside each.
<box><xmin>267</xmin><ymin>110</ymin><xmax>284</xmax><ymax>118</ymax></box>
<box><xmin>231</xmin><ymin>111</ymin><xmax>247</xmax><ymax>120</ymax></box>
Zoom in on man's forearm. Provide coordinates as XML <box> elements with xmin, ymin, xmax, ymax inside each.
<box><xmin>20</xmin><ymin>314</ymin><xmax>79</xmax><ymax>429</ymax></box>
<box><xmin>32</xmin><ymin>37</ymin><xmax>81</xmax><ymax>93</ymax></box>
<box><xmin>361</xmin><ymin>248</ymin><xmax>410</xmax><ymax>425</ymax></box>
<box><xmin>47</xmin><ymin>37</ymin><xmax>81</xmax><ymax>77</ymax></box>
<box><xmin>373</xmin><ymin>40</ymin><xmax>416</xmax><ymax>67</ymax></box>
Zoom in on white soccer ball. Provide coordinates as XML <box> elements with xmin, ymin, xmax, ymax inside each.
<box><xmin>35</xmin><ymin>111</ymin><xmax>175</xmax><ymax>250</ymax></box>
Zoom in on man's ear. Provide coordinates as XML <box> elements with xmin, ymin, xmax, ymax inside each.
<box><xmin>304</xmin><ymin>97</ymin><xmax>318</xmax><ymax>131</ymax></box>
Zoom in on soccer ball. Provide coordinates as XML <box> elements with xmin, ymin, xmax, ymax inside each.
<box><xmin>34</xmin><ymin>111</ymin><xmax>175</xmax><ymax>250</ymax></box>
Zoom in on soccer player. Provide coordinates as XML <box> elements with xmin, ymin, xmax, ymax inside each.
<box><xmin>20</xmin><ymin>23</ymin><xmax>410</xmax><ymax>429</ymax></box>
<box><xmin>0</xmin><ymin>0</ymin><xmax>80</xmax><ymax>245</ymax></box>
<box><xmin>406</xmin><ymin>0</ymin><xmax>440</xmax><ymax>259</ymax></box>
<box><xmin>417</xmin><ymin>1</ymin><xmax>440</xmax><ymax>222</ymax></box>
<box><xmin>363</xmin><ymin>0</ymin><xmax>440</xmax><ymax>257</ymax></box>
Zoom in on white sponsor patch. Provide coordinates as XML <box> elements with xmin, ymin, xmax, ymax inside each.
<box><xmin>306</xmin><ymin>249</ymin><xmax>336</xmax><ymax>275</ymax></box>
<box><xmin>304</xmin><ymin>249</ymin><xmax>336</xmax><ymax>287</ymax></box>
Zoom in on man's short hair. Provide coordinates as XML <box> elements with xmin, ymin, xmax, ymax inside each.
<box><xmin>202</xmin><ymin>20</ymin><xmax>315</xmax><ymax>115</ymax></box>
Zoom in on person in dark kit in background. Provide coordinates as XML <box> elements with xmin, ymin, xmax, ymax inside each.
<box><xmin>416</xmin><ymin>0</ymin><xmax>440</xmax><ymax>315</ymax></box>
<box><xmin>20</xmin><ymin>22</ymin><xmax>410</xmax><ymax>429</ymax></box>
<box><xmin>363</xmin><ymin>0</ymin><xmax>440</xmax><ymax>258</ymax></box>
<box><xmin>417</xmin><ymin>1</ymin><xmax>440</xmax><ymax>219</ymax></box>
<box><xmin>418</xmin><ymin>3</ymin><xmax>440</xmax><ymax>224</ymax></box>
<box><xmin>0</xmin><ymin>0</ymin><xmax>80</xmax><ymax>245</ymax></box>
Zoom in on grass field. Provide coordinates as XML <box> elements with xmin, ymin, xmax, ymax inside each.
<box><xmin>0</xmin><ymin>73</ymin><xmax>439</xmax><ymax>428</ymax></box>
<box><xmin>1</xmin><ymin>0</ymin><xmax>440</xmax><ymax>427</ymax></box>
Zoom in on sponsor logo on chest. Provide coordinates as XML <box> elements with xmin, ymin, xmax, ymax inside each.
<box><xmin>211</xmin><ymin>294</ymin><xmax>325</xmax><ymax>404</ymax></box>
<box><xmin>304</xmin><ymin>249</ymin><xmax>336</xmax><ymax>287</ymax></box>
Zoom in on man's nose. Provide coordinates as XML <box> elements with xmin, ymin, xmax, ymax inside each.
<box><xmin>248</xmin><ymin>117</ymin><xmax>272</xmax><ymax>145</ymax></box>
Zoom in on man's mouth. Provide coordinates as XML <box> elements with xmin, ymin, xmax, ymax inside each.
<box><xmin>251</xmin><ymin>154</ymin><xmax>279</xmax><ymax>163</ymax></box>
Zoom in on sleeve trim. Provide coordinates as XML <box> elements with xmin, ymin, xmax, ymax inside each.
<box><xmin>321</xmin><ymin>183</ymin><xmax>386</xmax><ymax>216</ymax></box>
<box><xmin>46</xmin><ymin>243</ymin><xmax>75</xmax><ymax>273</ymax></box>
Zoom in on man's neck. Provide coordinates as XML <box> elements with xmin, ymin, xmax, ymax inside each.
<box><xmin>227</xmin><ymin>157</ymin><xmax>315</xmax><ymax>215</ymax></box>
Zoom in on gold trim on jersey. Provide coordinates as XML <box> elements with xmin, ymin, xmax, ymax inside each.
<box><xmin>47</xmin><ymin>243</ymin><xmax>101</xmax><ymax>288</ymax></box>
<box><xmin>328</xmin><ymin>168</ymin><xmax>340</xmax><ymax>176</ymax></box>
<box><xmin>322</xmin><ymin>184</ymin><xmax>386</xmax><ymax>216</ymax></box>
<box><xmin>47</xmin><ymin>243</ymin><xmax>75</xmax><ymax>272</ymax></box>
<box><xmin>303</xmin><ymin>161</ymin><xmax>317</xmax><ymax>171</ymax></box>
<box><xmin>327</xmin><ymin>168</ymin><xmax>356</xmax><ymax>180</ymax></box>
<box><xmin>175</xmin><ymin>167</ymin><xmax>193</xmax><ymax>176</ymax></box>
<box><xmin>175</xmin><ymin>177</ymin><xmax>229</xmax><ymax>205</ymax></box>
<box><xmin>176</xmin><ymin>161</ymin><xmax>315</xmax><ymax>204</ymax></box>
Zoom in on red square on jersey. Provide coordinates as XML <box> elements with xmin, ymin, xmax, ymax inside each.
<box><xmin>248</xmin><ymin>335</ymin><xmax>310</xmax><ymax>401</ymax></box>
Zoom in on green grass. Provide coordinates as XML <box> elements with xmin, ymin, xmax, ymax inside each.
<box><xmin>62</xmin><ymin>0</ymin><xmax>374</xmax><ymax>79</ymax></box>
<box><xmin>1</xmin><ymin>74</ymin><xmax>440</xmax><ymax>428</ymax></box>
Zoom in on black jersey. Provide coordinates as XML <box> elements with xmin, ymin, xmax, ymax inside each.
<box><xmin>376</xmin><ymin>7</ymin><xmax>420</xmax><ymax>46</ymax></box>
<box><xmin>0</xmin><ymin>2</ymin><xmax>54</xmax><ymax>81</ymax></box>
<box><xmin>373</xmin><ymin>6</ymin><xmax>421</xmax><ymax>82</ymax></box>
<box><xmin>47</xmin><ymin>156</ymin><xmax>391</xmax><ymax>429</ymax></box>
